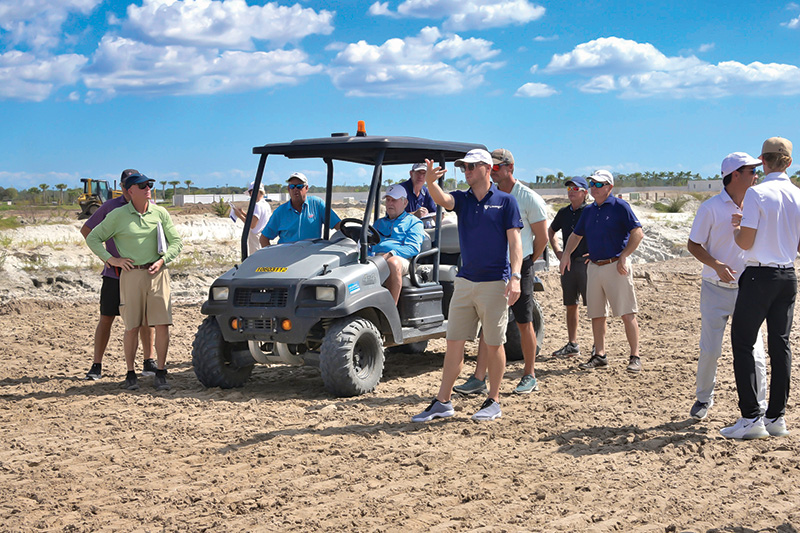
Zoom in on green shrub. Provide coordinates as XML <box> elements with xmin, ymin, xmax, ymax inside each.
<box><xmin>653</xmin><ymin>197</ymin><xmax>690</xmax><ymax>213</ymax></box>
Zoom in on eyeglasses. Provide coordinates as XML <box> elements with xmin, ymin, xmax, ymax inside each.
<box><xmin>135</xmin><ymin>181</ymin><xmax>154</xmax><ymax>190</ymax></box>
<box><xmin>566</xmin><ymin>186</ymin><xmax>585</xmax><ymax>192</ymax></box>
<box><xmin>491</xmin><ymin>163</ymin><xmax>508</xmax><ymax>172</ymax></box>
<box><xmin>738</xmin><ymin>168</ymin><xmax>758</xmax><ymax>175</ymax></box>
<box><xmin>288</xmin><ymin>183</ymin><xmax>306</xmax><ymax>190</ymax></box>
<box><xmin>587</xmin><ymin>180</ymin><xmax>607</xmax><ymax>189</ymax></box>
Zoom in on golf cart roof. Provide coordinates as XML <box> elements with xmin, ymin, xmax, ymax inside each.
<box><xmin>252</xmin><ymin>135</ymin><xmax>486</xmax><ymax>166</ymax></box>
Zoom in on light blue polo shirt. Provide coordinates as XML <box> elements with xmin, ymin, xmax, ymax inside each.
<box><xmin>261</xmin><ymin>195</ymin><xmax>341</xmax><ymax>243</ymax></box>
<box><xmin>372</xmin><ymin>211</ymin><xmax>425</xmax><ymax>259</ymax></box>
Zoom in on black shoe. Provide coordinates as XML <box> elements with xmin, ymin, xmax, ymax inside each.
<box><xmin>85</xmin><ymin>363</ymin><xmax>102</xmax><ymax>380</ymax></box>
<box><xmin>121</xmin><ymin>371</ymin><xmax>139</xmax><ymax>391</ymax></box>
<box><xmin>690</xmin><ymin>400</ymin><xmax>712</xmax><ymax>420</ymax></box>
<box><xmin>578</xmin><ymin>354</ymin><xmax>608</xmax><ymax>370</ymax></box>
<box><xmin>142</xmin><ymin>358</ymin><xmax>158</xmax><ymax>377</ymax></box>
<box><xmin>153</xmin><ymin>369</ymin><xmax>170</xmax><ymax>391</ymax></box>
<box><xmin>551</xmin><ymin>342</ymin><xmax>580</xmax><ymax>357</ymax></box>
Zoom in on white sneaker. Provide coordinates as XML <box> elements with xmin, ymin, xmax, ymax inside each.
<box><xmin>471</xmin><ymin>398</ymin><xmax>502</xmax><ymax>421</ymax></box>
<box><xmin>764</xmin><ymin>416</ymin><xmax>790</xmax><ymax>437</ymax></box>
<box><xmin>720</xmin><ymin>416</ymin><xmax>769</xmax><ymax>440</ymax></box>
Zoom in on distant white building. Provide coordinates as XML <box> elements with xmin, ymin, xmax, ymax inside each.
<box><xmin>688</xmin><ymin>179</ymin><xmax>723</xmax><ymax>193</ymax></box>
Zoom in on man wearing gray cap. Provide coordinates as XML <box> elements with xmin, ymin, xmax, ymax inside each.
<box><xmin>412</xmin><ymin>148</ymin><xmax>523</xmax><ymax>423</ymax></box>
<box><xmin>260</xmin><ymin>172</ymin><xmax>341</xmax><ymax>246</ymax></box>
<box><xmin>724</xmin><ymin>137</ymin><xmax>800</xmax><ymax>440</ymax></box>
<box><xmin>371</xmin><ymin>184</ymin><xmax>426</xmax><ymax>304</ymax></box>
<box><xmin>687</xmin><ymin>152</ymin><xmax>766</xmax><ymax>421</ymax></box>
<box><xmin>399</xmin><ymin>163</ymin><xmax>437</xmax><ymax>222</ymax></box>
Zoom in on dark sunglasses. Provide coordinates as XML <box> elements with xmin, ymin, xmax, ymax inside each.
<box><xmin>288</xmin><ymin>183</ymin><xmax>306</xmax><ymax>190</ymax></box>
<box><xmin>738</xmin><ymin>167</ymin><xmax>758</xmax><ymax>175</ymax></box>
<box><xmin>587</xmin><ymin>180</ymin><xmax>607</xmax><ymax>188</ymax></box>
<box><xmin>491</xmin><ymin>163</ymin><xmax>508</xmax><ymax>172</ymax></box>
<box><xmin>460</xmin><ymin>162</ymin><xmax>484</xmax><ymax>172</ymax></box>
<box><xmin>136</xmin><ymin>181</ymin><xmax>154</xmax><ymax>190</ymax></box>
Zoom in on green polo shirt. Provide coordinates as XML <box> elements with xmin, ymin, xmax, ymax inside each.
<box><xmin>86</xmin><ymin>201</ymin><xmax>183</xmax><ymax>266</ymax></box>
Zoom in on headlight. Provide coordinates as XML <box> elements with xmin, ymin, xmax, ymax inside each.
<box><xmin>211</xmin><ymin>287</ymin><xmax>230</xmax><ymax>301</ymax></box>
<box><xmin>315</xmin><ymin>286</ymin><xmax>336</xmax><ymax>302</ymax></box>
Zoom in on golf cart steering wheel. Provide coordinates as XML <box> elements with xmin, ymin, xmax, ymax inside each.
<box><xmin>339</xmin><ymin>218</ymin><xmax>381</xmax><ymax>246</ymax></box>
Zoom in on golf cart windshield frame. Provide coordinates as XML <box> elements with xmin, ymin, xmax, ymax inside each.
<box><xmin>240</xmin><ymin>134</ymin><xmax>486</xmax><ymax>265</ymax></box>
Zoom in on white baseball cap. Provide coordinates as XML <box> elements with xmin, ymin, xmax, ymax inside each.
<box><xmin>721</xmin><ymin>152</ymin><xmax>762</xmax><ymax>178</ymax></box>
<box><xmin>589</xmin><ymin>169</ymin><xmax>614</xmax><ymax>186</ymax></box>
<box><xmin>411</xmin><ymin>162</ymin><xmax>427</xmax><ymax>172</ymax></box>
<box><xmin>287</xmin><ymin>172</ymin><xmax>308</xmax><ymax>184</ymax></box>
<box><xmin>384</xmin><ymin>184</ymin><xmax>407</xmax><ymax>200</ymax></box>
<box><xmin>247</xmin><ymin>180</ymin><xmax>265</xmax><ymax>193</ymax></box>
<box><xmin>454</xmin><ymin>149</ymin><xmax>492</xmax><ymax>169</ymax></box>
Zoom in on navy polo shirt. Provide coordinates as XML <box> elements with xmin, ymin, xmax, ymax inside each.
<box><xmin>573</xmin><ymin>195</ymin><xmax>641</xmax><ymax>262</ymax></box>
<box><xmin>400</xmin><ymin>178</ymin><xmax>436</xmax><ymax>214</ymax></box>
<box><xmin>450</xmin><ymin>185</ymin><xmax>523</xmax><ymax>282</ymax></box>
<box><xmin>550</xmin><ymin>204</ymin><xmax>589</xmax><ymax>260</ymax></box>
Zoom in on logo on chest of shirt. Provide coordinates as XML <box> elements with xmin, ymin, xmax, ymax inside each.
<box><xmin>484</xmin><ymin>205</ymin><xmax>502</xmax><ymax>210</ymax></box>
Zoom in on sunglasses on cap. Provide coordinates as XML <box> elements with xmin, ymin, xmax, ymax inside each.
<box><xmin>288</xmin><ymin>183</ymin><xmax>306</xmax><ymax>190</ymax></box>
<box><xmin>587</xmin><ymin>180</ymin><xmax>608</xmax><ymax>188</ymax></box>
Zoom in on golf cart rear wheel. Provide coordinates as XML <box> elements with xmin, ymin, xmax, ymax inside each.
<box><xmin>504</xmin><ymin>299</ymin><xmax>545</xmax><ymax>362</ymax></box>
<box><xmin>320</xmin><ymin>317</ymin><xmax>384</xmax><ymax>397</ymax></box>
<box><xmin>192</xmin><ymin>316</ymin><xmax>254</xmax><ymax>388</ymax></box>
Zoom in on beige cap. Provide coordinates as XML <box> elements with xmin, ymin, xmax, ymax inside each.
<box><xmin>491</xmin><ymin>148</ymin><xmax>514</xmax><ymax>166</ymax></box>
<box><xmin>760</xmin><ymin>137</ymin><xmax>792</xmax><ymax>158</ymax></box>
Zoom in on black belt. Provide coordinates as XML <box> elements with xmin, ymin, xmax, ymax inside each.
<box><xmin>592</xmin><ymin>257</ymin><xmax>619</xmax><ymax>266</ymax></box>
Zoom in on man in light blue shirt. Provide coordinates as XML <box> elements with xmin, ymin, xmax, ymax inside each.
<box><xmin>260</xmin><ymin>172</ymin><xmax>341</xmax><ymax>246</ymax></box>
<box><xmin>371</xmin><ymin>184</ymin><xmax>425</xmax><ymax>304</ymax></box>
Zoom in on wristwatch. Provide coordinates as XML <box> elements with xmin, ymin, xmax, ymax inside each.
<box><xmin>511</xmin><ymin>272</ymin><xmax>522</xmax><ymax>280</ymax></box>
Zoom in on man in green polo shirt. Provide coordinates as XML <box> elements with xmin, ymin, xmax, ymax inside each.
<box><xmin>86</xmin><ymin>173</ymin><xmax>183</xmax><ymax>391</ymax></box>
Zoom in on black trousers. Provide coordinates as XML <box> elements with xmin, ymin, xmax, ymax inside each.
<box><xmin>731</xmin><ymin>266</ymin><xmax>797</xmax><ymax>419</ymax></box>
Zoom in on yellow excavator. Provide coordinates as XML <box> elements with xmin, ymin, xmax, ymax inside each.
<box><xmin>77</xmin><ymin>178</ymin><xmax>122</xmax><ymax>219</ymax></box>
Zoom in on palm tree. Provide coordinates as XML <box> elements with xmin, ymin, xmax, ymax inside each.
<box><xmin>55</xmin><ymin>183</ymin><xmax>67</xmax><ymax>205</ymax></box>
<box><xmin>169</xmin><ymin>180</ymin><xmax>179</xmax><ymax>199</ymax></box>
<box><xmin>39</xmin><ymin>183</ymin><xmax>49</xmax><ymax>204</ymax></box>
<box><xmin>160</xmin><ymin>180</ymin><xmax>167</xmax><ymax>199</ymax></box>
<box><xmin>184</xmin><ymin>180</ymin><xmax>193</xmax><ymax>196</ymax></box>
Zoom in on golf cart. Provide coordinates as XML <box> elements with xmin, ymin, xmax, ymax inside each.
<box><xmin>192</xmin><ymin>126</ymin><xmax>545</xmax><ymax>397</ymax></box>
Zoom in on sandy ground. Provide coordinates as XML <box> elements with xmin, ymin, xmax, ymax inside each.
<box><xmin>1</xmin><ymin>201</ymin><xmax>799</xmax><ymax>532</ymax></box>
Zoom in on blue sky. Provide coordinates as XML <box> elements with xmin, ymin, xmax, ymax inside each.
<box><xmin>3</xmin><ymin>0</ymin><xmax>800</xmax><ymax>190</ymax></box>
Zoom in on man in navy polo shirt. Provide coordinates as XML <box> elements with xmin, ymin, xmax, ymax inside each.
<box><xmin>560</xmin><ymin>169</ymin><xmax>644</xmax><ymax>373</ymax></box>
<box><xmin>259</xmin><ymin>172</ymin><xmax>341</xmax><ymax>246</ymax></box>
<box><xmin>399</xmin><ymin>163</ymin><xmax>437</xmax><ymax>223</ymax></box>
<box><xmin>411</xmin><ymin>148</ymin><xmax>523</xmax><ymax>423</ymax></box>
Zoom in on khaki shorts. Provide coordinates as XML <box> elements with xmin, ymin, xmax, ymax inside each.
<box><xmin>446</xmin><ymin>278</ymin><xmax>508</xmax><ymax>346</ymax></box>
<box><xmin>395</xmin><ymin>255</ymin><xmax>410</xmax><ymax>275</ymax></box>
<box><xmin>586</xmin><ymin>261</ymin><xmax>638</xmax><ymax>318</ymax></box>
<box><xmin>119</xmin><ymin>268</ymin><xmax>173</xmax><ymax>330</ymax></box>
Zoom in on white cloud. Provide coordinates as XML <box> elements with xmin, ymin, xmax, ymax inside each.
<box><xmin>698</xmin><ymin>43</ymin><xmax>715</xmax><ymax>53</ymax></box>
<box><xmin>82</xmin><ymin>36</ymin><xmax>322</xmax><ymax>100</ymax></box>
<box><xmin>545</xmin><ymin>36</ymin><xmax>800</xmax><ymax>99</ymax></box>
<box><xmin>782</xmin><ymin>15</ymin><xmax>800</xmax><ymax>28</ymax></box>
<box><xmin>0</xmin><ymin>0</ymin><xmax>101</xmax><ymax>50</ymax></box>
<box><xmin>328</xmin><ymin>26</ymin><xmax>501</xmax><ymax>97</ymax></box>
<box><xmin>371</xmin><ymin>0</ymin><xmax>545</xmax><ymax>31</ymax></box>
<box><xmin>0</xmin><ymin>50</ymin><xmax>87</xmax><ymax>101</ymax></box>
<box><xmin>515</xmin><ymin>82</ymin><xmax>556</xmax><ymax>97</ymax></box>
<box><xmin>545</xmin><ymin>37</ymin><xmax>703</xmax><ymax>75</ymax></box>
<box><xmin>124</xmin><ymin>0</ymin><xmax>334</xmax><ymax>49</ymax></box>
<box><xmin>533</xmin><ymin>35</ymin><xmax>557</xmax><ymax>42</ymax></box>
